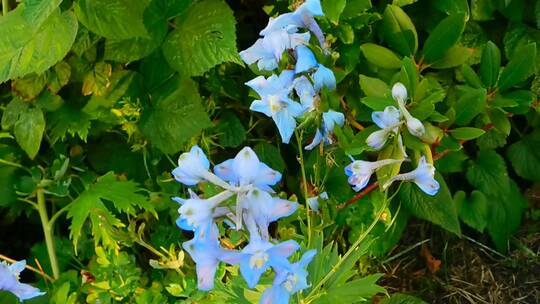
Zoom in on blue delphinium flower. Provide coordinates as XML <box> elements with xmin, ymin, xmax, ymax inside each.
<box><xmin>246</xmin><ymin>71</ymin><xmax>305</xmax><ymax>143</ymax></box>
<box><xmin>175</xmin><ymin>190</ymin><xmax>235</xmax><ymax>232</ymax></box>
<box><xmin>172</xmin><ymin>146</ymin><xmax>231</xmax><ymax>189</ymax></box>
<box><xmin>260</xmin><ymin>0</ymin><xmax>326</xmax><ymax>48</ymax></box>
<box><xmin>259</xmin><ymin>249</ymin><xmax>317</xmax><ymax>304</ymax></box>
<box><xmin>392</xmin><ymin>82</ymin><xmax>425</xmax><ymax>137</ymax></box>
<box><xmin>366</xmin><ymin>106</ymin><xmax>402</xmax><ymax>150</ymax></box>
<box><xmin>306</xmin><ymin>191</ymin><xmax>327</xmax><ymax>212</ymax></box>
<box><xmin>312</xmin><ymin>64</ymin><xmax>336</xmax><ymax>91</ymax></box>
<box><xmin>293</xmin><ymin>76</ymin><xmax>317</xmax><ymax>111</ymax></box>
<box><xmin>345</xmin><ymin>157</ymin><xmax>404</xmax><ymax>191</ymax></box>
<box><xmin>0</xmin><ymin>260</ymin><xmax>45</xmax><ymax>301</ymax></box>
<box><xmin>305</xmin><ymin>110</ymin><xmax>345</xmax><ymax>150</ymax></box>
<box><xmin>240</xmin><ymin>30</ymin><xmax>311</xmax><ymax>71</ymax></box>
<box><xmin>383</xmin><ymin>156</ymin><xmax>440</xmax><ymax>195</ymax></box>
<box><xmin>295</xmin><ymin>45</ymin><xmax>318</xmax><ymax>74</ymax></box>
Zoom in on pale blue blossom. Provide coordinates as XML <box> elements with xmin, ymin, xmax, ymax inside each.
<box><xmin>0</xmin><ymin>260</ymin><xmax>45</xmax><ymax>301</ymax></box>
<box><xmin>383</xmin><ymin>156</ymin><xmax>440</xmax><ymax>195</ymax></box>
<box><xmin>345</xmin><ymin>158</ymin><xmax>404</xmax><ymax>191</ymax></box>
<box><xmin>305</xmin><ymin>110</ymin><xmax>345</xmax><ymax>150</ymax></box>
<box><xmin>295</xmin><ymin>45</ymin><xmax>318</xmax><ymax>74</ymax></box>
<box><xmin>312</xmin><ymin>64</ymin><xmax>336</xmax><ymax>91</ymax></box>
<box><xmin>366</xmin><ymin>106</ymin><xmax>402</xmax><ymax>150</ymax></box>
<box><xmin>293</xmin><ymin>76</ymin><xmax>317</xmax><ymax>110</ymax></box>
<box><xmin>392</xmin><ymin>82</ymin><xmax>425</xmax><ymax>137</ymax></box>
<box><xmin>306</xmin><ymin>191</ymin><xmax>327</xmax><ymax>212</ymax></box>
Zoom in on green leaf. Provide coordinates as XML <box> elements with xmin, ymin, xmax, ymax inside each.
<box><xmin>1</xmin><ymin>98</ymin><xmax>28</xmax><ymax>130</ymax></box>
<box><xmin>486</xmin><ymin>180</ymin><xmax>526</xmax><ymax>252</ymax></box>
<box><xmin>476</xmin><ymin>128</ymin><xmax>507</xmax><ymax>150</ymax></box>
<box><xmin>75</xmin><ymin>0</ymin><xmax>150</xmax><ymax>39</ymax></box>
<box><xmin>433</xmin><ymin>0</ymin><xmax>469</xmax><ymax>16</ymax></box>
<box><xmin>460</xmin><ymin>64</ymin><xmax>483</xmax><ymax>89</ymax></box>
<box><xmin>455</xmin><ymin>190</ymin><xmax>488</xmax><ymax>232</ymax></box>
<box><xmin>489</xmin><ymin>108</ymin><xmax>510</xmax><ymax>135</ymax></box>
<box><xmin>162</xmin><ymin>0</ymin><xmax>241</xmax><ymax>76</ymax></box>
<box><xmin>507</xmin><ymin>133</ymin><xmax>540</xmax><ymax>181</ymax></box>
<box><xmin>454</xmin><ymin>87</ymin><xmax>486</xmax><ymax>125</ymax></box>
<box><xmin>429</xmin><ymin>45</ymin><xmax>473</xmax><ymax>69</ymax></box>
<box><xmin>380</xmin><ymin>293</ymin><xmax>428</xmax><ymax>304</ymax></box>
<box><xmin>322</xmin><ymin>0</ymin><xmax>347</xmax><ymax>25</ymax></box>
<box><xmin>399</xmin><ymin>173</ymin><xmax>461</xmax><ymax>236</ymax></box>
<box><xmin>0</xmin><ymin>9</ymin><xmax>78</xmax><ymax>83</ymax></box>
<box><xmin>48</xmin><ymin>104</ymin><xmax>92</xmax><ymax>144</ymax></box>
<box><xmin>359</xmin><ymin>75</ymin><xmax>390</xmax><ymax>97</ymax></box>
<box><xmin>140</xmin><ymin>76</ymin><xmax>212</xmax><ymax>154</ymax></box>
<box><xmin>360</xmin><ymin>43</ymin><xmax>402</xmax><ymax>69</ymax></box>
<box><xmin>319</xmin><ymin>274</ymin><xmax>386</xmax><ymax>303</ymax></box>
<box><xmin>471</xmin><ymin>0</ymin><xmax>495</xmax><ymax>21</ymax></box>
<box><xmin>361</xmin><ymin>96</ymin><xmax>396</xmax><ymax>111</ymax></box>
<box><xmin>104</xmin><ymin>0</ymin><xmax>168</xmax><ymax>63</ymax></box>
<box><xmin>449</xmin><ymin>127</ymin><xmax>485</xmax><ymax>140</ymax></box>
<box><xmin>67</xmin><ymin>172</ymin><xmax>150</xmax><ymax>249</ymax></box>
<box><xmin>479</xmin><ymin>41</ymin><xmax>501</xmax><ymax>88</ymax></box>
<box><xmin>498</xmin><ymin>43</ymin><xmax>536</xmax><ymax>91</ymax></box>
<box><xmin>466</xmin><ymin>150</ymin><xmax>510</xmax><ymax>197</ymax></box>
<box><xmin>11</xmin><ymin>73</ymin><xmax>48</xmax><ymax>101</ymax></box>
<box><xmin>376</xmin><ymin>137</ymin><xmax>405</xmax><ymax>186</ymax></box>
<box><xmin>14</xmin><ymin>107</ymin><xmax>45</xmax><ymax>159</ymax></box>
<box><xmin>422</xmin><ymin>13</ymin><xmax>467</xmax><ymax>63</ymax></box>
<box><xmin>399</xmin><ymin>57</ymin><xmax>418</xmax><ymax>97</ymax></box>
<box><xmin>253</xmin><ymin>142</ymin><xmax>285</xmax><ymax>173</ymax></box>
<box><xmin>381</xmin><ymin>5</ymin><xmax>418</xmax><ymax>56</ymax></box>
<box><xmin>216</xmin><ymin>112</ymin><xmax>246</xmax><ymax>148</ymax></box>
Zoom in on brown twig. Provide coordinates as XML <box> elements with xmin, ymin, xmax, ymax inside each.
<box><xmin>340</xmin><ymin>96</ymin><xmax>364</xmax><ymax>131</ymax></box>
<box><xmin>337</xmin><ymin>181</ymin><xmax>379</xmax><ymax>209</ymax></box>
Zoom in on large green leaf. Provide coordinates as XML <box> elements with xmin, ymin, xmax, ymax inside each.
<box><xmin>14</xmin><ymin>107</ymin><xmax>45</xmax><ymax>159</ymax></box>
<box><xmin>454</xmin><ymin>87</ymin><xmax>486</xmax><ymax>125</ymax></box>
<box><xmin>399</xmin><ymin>173</ymin><xmax>461</xmax><ymax>236</ymax></box>
<box><xmin>67</xmin><ymin>172</ymin><xmax>151</xmax><ymax>249</ymax></box>
<box><xmin>322</xmin><ymin>0</ymin><xmax>347</xmax><ymax>25</ymax></box>
<box><xmin>75</xmin><ymin>0</ymin><xmax>150</xmax><ymax>39</ymax></box>
<box><xmin>455</xmin><ymin>190</ymin><xmax>488</xmax><ymax>232</ymax></box>
<box><xmin>0</xmin><ymin>9</ymin><xmax>78</xmax><ymax>83</ymax></box>
<box><xmin>466</xmin><ymin>150</ymin><xmax>510</xmax><ymax>197</ymax></box>
<box><xmin>507</xmin><ymin>132</ymin><xmax>540</xmax><ymax>181</ymax></box>
<box><xmin>162</xmin><ymin>0</ymin><xmax>241</xmax><ymax>76</ymax></box>
<box><xmin>498</xmin><ymin>43</ymin><xmax>536</xmax><ymax>91</ymax></box>
<box><xmin>317</xmin><ymin>274</ymin><xmax>386</xmax><ymax>303</ymax></box>
<box><xmin>360</xmin><ymin>43</ymin><xmax>402</xmax><ymax>69</ymax></box>
<box><xmin>422</xmin><ymin>13</ymin><xmax>467</xmax><ymax>63</ymax></box>
<box><xmin>381</xmin><ymin>5</ymin><xmax>418</xmax><ymax>56</ymax></box>
<box><xmin>479</xmin><ymin>41</ymin><xmax>501</xmax><ymax>88</ymax></box>
<box><xmin>140</xmin><ymin>76</ymin><xmax>212</xmax><ymax>154</ymax></box>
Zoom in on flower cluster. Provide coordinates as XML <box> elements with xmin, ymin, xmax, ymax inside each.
<box><xmin>172</xmin><ymin>146</ymin><xmax>316</xmax><ymax>303</ymax></box>
<box><xmin>0</xmin><ymin>260</ymin><xmax>45</xmax><ymax>301</ymax></box>
<box><xmin>345</xmin><ymin>83</ymin><xmax>440</xmax><ymax>196</ymax></box>
<box><xmin>240</xmin><ymin>0</ymin><xmax>344</xmax><ymax>149</ymax></box>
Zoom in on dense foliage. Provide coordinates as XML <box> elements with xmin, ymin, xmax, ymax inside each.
<box><xmin>1</xmin><ymin>0</ymin><xmax>539</xmax><ymax>303</ymax></box>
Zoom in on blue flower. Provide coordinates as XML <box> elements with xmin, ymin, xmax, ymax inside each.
<box><xmin>259</xmin><ymin>249</ymin><xmax>317</xmax><ymax>304</ymax></box>
<box><xmin>171</xmin><ymin>146</ymin><xmax>210</xmax><ymax>186</ymax></box>
<box><xmin>312</xmin><ymin>64</ymin><xmax>336</xmax><ymax>91</ymax></box>
<box><xmin>345</xmin><ymin>158</ymin><xmax>404</xmax><ymax>191</ymax></box>
<box><xmin>383</xmin><ymin>156</ymin><xmax>440</xmax><ymax>195</ymax></box>
<box><xmin>366</xmin><ymin>106</ymin><xmax>401</xmax><ymax>150</ymax></box>
<box><xmin>221</xmin><ymin>239</ymin><xmax>300</xmax><ymax>288</ymax></box>
<box><xmin>293</xmin><ymin>76</ymin><xmax>317</xmax><ymax>110</ymax></box>
<box><xmin>306</xmin><ymin>191</ymin><xmax>327</xmax><ymax>212</ymax></box>
<box><xmin>295</xmin><ymin>45</ymin><xmax>318</xmax><ymax>74</ymax></box>
<box><xmin>240</xmin><ymin>31</ymin><xmax>310</xmax><ymax>71</ymax></box>
<box><xmin>0</xmin><ymin>260</ymin><xmax>45</xmax><ymax>301</ymax></box>
<box><xmin>305</xmin><ymin>110</ymin><xmax>344</xmax><ymax>150</ymax></box>
<box><xmin>246</xmin><ymin>71</ymin><xmax>305</xmax><ymax>143</ymax></box>
<box><xmin>175</xmin><ymin>190</ymin><xmax>235</xmax><ymax>232</ymax></box>
<box><xmin>260</xmin><ymin>0</ymin><xmax>325</xmax><ymax>48</ymax></box>
<box><xmin>183</xmin><ymin>224</ymin><xmax>226</xmax><ymax>291</ymax></box>
<box><xmin>214</xmin><ymin>147</ymin><xmax>282</xmax><ymax>192</ymax></box>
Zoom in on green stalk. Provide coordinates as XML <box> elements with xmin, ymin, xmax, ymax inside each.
<box><xmin>295</xmin><ymin>130</ymin><xmax>312</xmax><ymax>247</ymax></box>
<box><xmin>2</xmin><ymin>0</ymin><xmax>8</xmax><ymax>16</ymax></box>
<box><xmin>36</xmin><ymin>189</ymin><xmax>59</xmax><ymax>279</ymax></box>
<box><xmin>305</xmin><ymin>192</ymin><xmax>389</xmax><ymax>302</ymax></box>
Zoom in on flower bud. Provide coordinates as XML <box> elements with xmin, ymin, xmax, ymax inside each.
<box><xmin>391</xmin><ymin>82</ymin><xmax>408</xmax><ymax>103</ymax></box>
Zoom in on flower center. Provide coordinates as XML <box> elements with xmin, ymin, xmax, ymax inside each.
<box><xmin>284</xmin><ymin>273</ymin><xmax>298</xmax><ymax>292</ymax></box>
<box><xmin>268</xmin><ymin>95</ymin><xmax>283</xmax><ymax>113</ymax></box>
<box><xmin>249</xmin><ymin>251</ymin><xmax>269</xmax><ymax>269</ymax></box>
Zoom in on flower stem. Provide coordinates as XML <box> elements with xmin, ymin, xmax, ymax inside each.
<box><xmin>36</xmin><ymin>189</ymin><xmax>59</xmax><ymax>279</ymax></box>
<box><xmin>305</xmin><ymin>191</ymin><xmax>389</xmax><ymax>302</ymax></box>
<box><xmin>295</xmin><ymin>130</ymin><xmax>312</xmax><ymax>247</ymax></box>
<box><xmin>2</xmin><ymin>0</ymin><xmax>8</xmax><ymax>16</ymax></box>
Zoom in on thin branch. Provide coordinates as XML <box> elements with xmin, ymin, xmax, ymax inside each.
<box><xmin>0</xmin><ymin>254</ymin><xmax>54</xmax><ymax>282</ymax></box>
<box><xmin>337</xmin><ymin>182</ymin><xmax>379</xmax><ymax>210</ymax></box>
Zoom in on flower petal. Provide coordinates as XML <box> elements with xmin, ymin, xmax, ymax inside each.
<box><xmin>366</xmin><ymin>129</ymin><xmax>390</xmax><ymax>150</ymax></box>
<box><xmin>273</xmin><ymin>109</ymin><xmax>297</xmax><ymax>144</ymax></box>
<box><xmin>312</xmin><ymin>64</ymin><xmax>336</xmax><ymax>91</ymax></box>
<box><xmin>304</xmin><ymin>130</ymin><xmax>323</xmax><ymax>150</ymax></box>
<box><xmin>295</xmin><ymin>45</ymin><xmax>318</xmax><ymax>73</ymax></box>
<box><xmin>233</xmin><ymin>147</ymin><xmax>261</xmax><ymax>185</ymax></box>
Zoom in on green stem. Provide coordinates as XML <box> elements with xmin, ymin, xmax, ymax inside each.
<box><xmin>36</xmin><ymin>189</ymin><xmax>59</xmax><ymax>279</ymax></box>
<box><xmin>2</xmin><ymin>0</ymin><xmax>8</xmax><ymax>16</ymax></box>
<box><xmin>295</xmin><ymin>130</ymin><xmax>312</xmax><ymax>247</ymax></box>
<box><xmin>0</xmin><ymin>158</ymin><xmax>32</xmax><ymax>174</ymax></box>
<box><xmin>305</xmin><ymin>191</ymin><xmax>389</xmax><ymax>302</ymax></box>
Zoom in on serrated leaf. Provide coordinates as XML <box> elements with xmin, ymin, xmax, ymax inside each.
<box><xmin>422</xmin><ymin>13</ymin><xmax>467</xmax><ymax>63</ymax></box>
<box><xmin>479</xmin><ymin>41</ymin><xmax>501</xmax><ymax>88</ymax></box>
<box><xmin>399</xmin><ymin>173</ymin><xmax>461</xmax><ymax>236</ymax></box>
<box><xmin>498</xmin><ymin>43</ymin><xmax>536</xmax><ymax>91</ymax></box>
<box><xmin>162</xmin><ymin>0</ymin><xmax>241</xmax><ymax>76</ymax></box>
<box><xmin>48</xmin><ymin>104</ymin><xmax>92</xmax><ymax>144</ymax></box>
<box><xmin>360</xmin><ymin>43</ymin><xmax>402</xmax><ymax>69</ymax></box>
<box><xmin>449</xmin><ymin>127</ymin><xmax>485</xmax><ymax>140</ymax></box>
<box><xmin>381</xmin><ymin>5</ymin><xmax>418</xmax><ymax>56</ymax></box>
<box><xmin>67</xmin><ymin>172</ymin><xmax>150</xmax><ymax>249</ymax></box>
<box><xmin>507</xmin><ymin>133</ymin><xmax>540</xmax><ymax>181</ymax></box>
<box><xmin>140</xmin><ymin>76</ymin><xmax>212</xmax><ymax>154</ymax></box>
<box><xmin>489</xmin><ymin>108</ymin><xmax>510</xmax><ymax>135</ymax></box>
<box><xmin>0</xmin><ymin>9</ymin><xmax>78</xmax><ymax>83</ymax></box>
<box><xmin>466</xmin><ymin>150</ymin><xmax>510</xmax><ymax>196</ymax></box>
<box><xmin>75</xmin><ymin>0</ymin><xmax>150</xmax><ymax>39</ymax></box>
<box><xmin>455</xmin><ymin>190</ymin><xmax>488</xmax><ymax>232</ymax></box>
<box><xmin>454</xmin><ymin>87</ymin><xmax>486</xmax><ymax>125</ymax></box>
<box><xmin>14</xmin><ymin>107</ymin><xmax>45</xmax><ymax>159</ymax></box>
<box><xmin>319</xmin><ymin>274</ymin><xmax>386</xmax><ymax>303</ymax></box>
